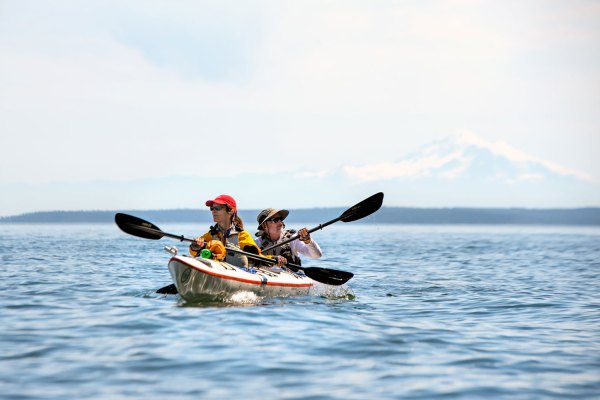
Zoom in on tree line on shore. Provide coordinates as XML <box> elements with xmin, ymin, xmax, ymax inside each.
<box><xmin>2</xmin><ymin>207</ymin><xmax>600</xmax><ymax>225</ymax></box>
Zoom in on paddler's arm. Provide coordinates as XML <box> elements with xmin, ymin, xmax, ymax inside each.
<box><xmin>189</xmin><ymin>232</ymin><xmax>213</xmax><ymax>257</ymax></box>
<box><xmin>237</xmin><ymin>230</ymin><xmax>261</xmax><ymax>255</ymax></box>
<box><xmin>290</xmin><ymin>230</ymin><xmax>323</xmax><ymax>258</ymax></box>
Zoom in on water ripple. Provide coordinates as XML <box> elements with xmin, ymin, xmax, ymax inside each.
<box><xmin>1</xmin><ymin>224</ymin><xmax>599</xmax><ymax>399</ymax></box>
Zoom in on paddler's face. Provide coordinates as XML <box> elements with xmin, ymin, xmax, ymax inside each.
<box><xmin>265</xmin><ymin>215</ymin><xmax>284</xmax><ymax>239</ymax></box>
<box><xmin>210</xmin><ymin>204</ymin><xmax>232</xmax><ymax>224</ymax></box>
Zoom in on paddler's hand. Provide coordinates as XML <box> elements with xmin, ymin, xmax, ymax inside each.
<box><xmin>190</xmin><ymin>237</ymin><xmax>205</xmax><ymax>252</ymax></box>
<box><xmin>276</xmin><ymin>255</ymin><xmax>287</xmax><ymax>266</ymax></box>
<box><xmin>298</xmin><ymin>228</ymin><xmax>311</xmax><ymax>244</ymax></box>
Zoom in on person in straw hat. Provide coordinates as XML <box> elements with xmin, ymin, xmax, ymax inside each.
<box><xmin>255</xmin><ymin>208</ymin><xmax>322</xmax><ymax>266</ymax></box>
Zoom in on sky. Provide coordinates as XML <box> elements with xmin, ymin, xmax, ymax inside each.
<box><xmin>0</xmin><ymin>0</ymin><xmax>599</xmax><ymax>216</ymax></box>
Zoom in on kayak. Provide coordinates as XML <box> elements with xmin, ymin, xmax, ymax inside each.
<box><xmin>167</xmin><ymin>255</ymin><xmax>313</xmax><ymax>302</ymax></box>
<box><xmin>115</xmin><ymin>193</ymin><xmax>382</xmax><ymax>299</ymax></box>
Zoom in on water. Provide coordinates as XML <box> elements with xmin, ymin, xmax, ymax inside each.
<box><xmin>1</xmin><ymin>223</ymin><xmax>599</xmax><ymax>399</ymax></box>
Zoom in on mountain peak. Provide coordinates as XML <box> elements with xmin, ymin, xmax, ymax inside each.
<box><xmin>344</xmin><ymin>132</ymin><xmax>593</xmax><ymax>183</ymax></box>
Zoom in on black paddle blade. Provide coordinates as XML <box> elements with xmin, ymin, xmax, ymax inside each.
<box><xmin>340</xmin><ymin>192</ymin><xmax>384</xmax><ymax>222</ymax></box>
<box><xmin>156</xmin><ymin>284</ymin><xmax>178</xmax><ymax>294</ymax></box>
<box><xmin>115</xmin><ymin>213</ymin><xmax>164</xmax><ymax>240</ymax></box>
<box><xmin>302</xmin><ymin>267</ymin><xmax>354</xmax><ymax>286</ymax></box>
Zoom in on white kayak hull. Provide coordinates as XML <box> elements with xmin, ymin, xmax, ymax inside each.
<box><xmin>167</xmin><ymin>255</ymin><xmax>313</xmax><ymax>302</ymax></box>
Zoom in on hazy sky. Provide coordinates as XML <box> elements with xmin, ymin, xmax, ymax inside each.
<box><xmin>1</xmin><ymin>1</ymin><xmax>599</xmax><ymax>214</ymax></box>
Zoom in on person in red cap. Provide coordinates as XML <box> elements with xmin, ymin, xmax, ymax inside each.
<box><xmin>189</xmin><ymin>194</ymin><xmax>262</xmax><ymax>268</ymax></box>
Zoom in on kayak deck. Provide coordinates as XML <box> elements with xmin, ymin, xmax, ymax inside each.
<box><xmin>168</xmin><ymin>255</ymin><xmax>313</xmax><ymax>302</ymax></box>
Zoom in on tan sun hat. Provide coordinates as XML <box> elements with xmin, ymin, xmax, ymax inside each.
<box><xmin>256</xmin><ymin>208</ymin><xmax>289</xmax><ymax>230</ymax></box>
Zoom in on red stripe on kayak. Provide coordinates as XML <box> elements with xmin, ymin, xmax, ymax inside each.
<box><xmin>170</xmin><ymin>257</ymin><xmax>313</xmax><ymax>288</ymax></box>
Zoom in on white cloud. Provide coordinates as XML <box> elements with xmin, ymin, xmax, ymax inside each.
<box><xmin>439</xmin><ymin>164</ymin><xmax>468</xmax><ymax>180</ymax></box>
<box><xmin>510</xmin><ymin>173</ymin><xmax>545</xmax><ymax>183</ymax></box>
<box><xmin>343</xmin><ymin>151</ymin><xmax>465</xmax><ymax>181</ymax></box>
<box><xmin>294</xmin><ymin>170</ymin><xmax>332</xmax><ymax>179</ymax></box>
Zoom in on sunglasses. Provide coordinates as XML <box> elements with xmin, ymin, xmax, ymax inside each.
<box><xmin>210</xmin><ymin>205</ymin><xmax>226</xmax><ymax>211</ymax></box>
<box><xmin>269</xmin><ymin>217</ymin><xmax>283</xmax><ymax>223</ymax></box>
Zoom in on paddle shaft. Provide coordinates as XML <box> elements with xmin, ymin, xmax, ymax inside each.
<box><xmin>261</xmin><ymin>218</ymin><xmax>342</xmax><ymax>253</ymax></box>
<box><xmin>227</xmin><ymin>244</ymin><xmax>352</xmax><ymax>285</ymax></box>
<box><xmin>261</xmin><ymin>192</ymin><xmax>383</xmax><ymax>253</ymax></box>
<box><xmin>127</xmin><ymin>221</ymin><xmax>303</xmax><ymax>269</ymax></box>
<box><xmin>224</xmin><ymin>246</ymin><xmax>304</xmax><ymax>271</ymax></box>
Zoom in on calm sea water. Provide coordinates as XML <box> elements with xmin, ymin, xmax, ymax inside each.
<box><xmin>0</xmin><ymin>223</ymin><xmax>599</xmax><ymax>399</ymax></box>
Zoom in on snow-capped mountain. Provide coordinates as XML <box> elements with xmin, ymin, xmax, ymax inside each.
<box><xmin>1</xmin><ymin>132</ymin><xmax>597</xmax><ymax>216</ymax></box>
<box><xmin>312</xmin><ymin>132</ymin><xmax>597</xmax><ymax>207</ymax></box>
<box><xmin>274</xmin><ymin>132</ymin><xmax>597</xmax><ymax>208</ymax></box>
<box><xmin>342</xmin><ymin>132</ymin><xmax>592</xmax><ymax>184</ymax></box>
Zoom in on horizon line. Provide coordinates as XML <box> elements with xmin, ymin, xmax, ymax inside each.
<box><xmin>3</xmin><ymin>205</ymin><xmax>600</xmax><ymax>221</ymax></box>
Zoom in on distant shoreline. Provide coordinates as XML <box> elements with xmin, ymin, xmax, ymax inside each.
<box><xmin>1</xmin><ymin>207</ymin><xmax>600</xmax><ymax>225</ymax></box>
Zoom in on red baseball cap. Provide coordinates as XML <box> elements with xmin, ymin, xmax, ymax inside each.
<box><xmin>205</xmin><ymin>194</ymin><xmax>237</xmax><ymax>211</ymax></box>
